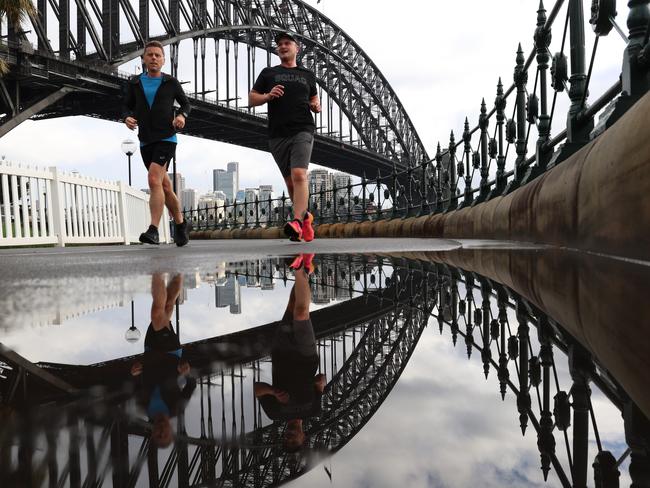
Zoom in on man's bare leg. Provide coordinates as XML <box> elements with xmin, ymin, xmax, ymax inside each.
<box><xmin>290</xmin><ymin>168</ymin><xmax>308</xmax><ymax>219</ymax></box>
<box><xmin>148</xmin><ymin>164</ymin><xmax>166</xmax><ymax>227</ymax></box>
<box><xmin>292</xmin><ymin>268</ymin><xmax>310</xmax><ymax>321</ymax></box>
<box><xmin>284</xmin><ymin>175</ymin><xmax>294</xmax><ymax>201</ymax></box>
<box><xmin>150</xmin><ymin>273</ymin><xmax>169</xmax><ymax>330</ymax></box>
<box><xmin>162</xmin><ymin>173</ymin><xmax>184</xmax><ymax>224</ymax></box>
<box><xmin>150</xmin><ymin>273</ymin><xmax>183</xmax><ymax>330</ymax></box>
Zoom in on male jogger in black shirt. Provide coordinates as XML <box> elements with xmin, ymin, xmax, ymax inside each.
<box><xmin>123</xmin><ymin>40</ymin><xmax>191</xmax><ymax>247</ymax></box>
<box><xmin>249</xmin><ymin>33</ymin><xmax>321</xmax><ymax>242</ymax></box>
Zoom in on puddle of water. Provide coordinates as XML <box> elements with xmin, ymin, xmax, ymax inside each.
<box><xmin>1</xmin><ymin>251</ymin><xmax>647</xmax><ymax>487</ymax></box>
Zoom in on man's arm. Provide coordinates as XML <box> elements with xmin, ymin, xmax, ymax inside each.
<box><xmin>248</xmin><ymin>85</ymin><xmax>285</xmax><ymax>107</ymax></box>
<box><xmin>254</xmin><ymin>382</ymin><xmax>273</xmax><ymax>397</ymax></box>
<box><xmin>309</xmin><ymin>73</ymin><xmax>320</xmax><ymax>113</ymax></box>
<box><xmin>123</xmin><ymin>81</ymin><xmax>138</xmax><ymax>130</ymax></box>
<box><xmin>248</xmin><ymin>90</ymin><xmax>270</xmax><ymax>107</ymax></box>
<box><xmin>172</xmin><ymin>79</ymin><xmax>191</xmax><ymax>129</ymax></box>
<box><xmin>174</xmin><ymin>79</ymin><xmax>191</xmax><ymax>119</ymax></box>
<box><xmin>309</xmin><ymin>94</ymin><xmax>321</xmax><ymax>113</ymax></box>
<box><xmin>314</xmin><ymin>373</ymin><xmax>326</xmax><ymax>393</ymax></box>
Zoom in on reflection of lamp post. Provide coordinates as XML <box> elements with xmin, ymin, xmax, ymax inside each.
<box><xmin>121</xmin><ymin>139</ymin><xmax>137</xmax><ymax>186</ymax></box>
<box><xmin>125</xmin><ymin>300</ymin><xmax>140</xmax><ymax>343</ymax></box>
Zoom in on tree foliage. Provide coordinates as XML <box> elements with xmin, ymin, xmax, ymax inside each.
<box><xmin>0</xmin><ymin>0</ymin><xmax>37</xmax><ymax>76</ymax></box>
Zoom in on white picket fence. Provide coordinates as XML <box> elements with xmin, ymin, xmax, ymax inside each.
<box><xmin>0</xmin><ymin>161</ymin><xmax>171</xmax><ymax>247</ymax></box>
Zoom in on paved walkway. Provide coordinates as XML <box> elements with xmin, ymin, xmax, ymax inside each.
<box><xmin>0</xmin><ymin>238</ymin><xmax>544</xmax><ymax>281</ymax></box>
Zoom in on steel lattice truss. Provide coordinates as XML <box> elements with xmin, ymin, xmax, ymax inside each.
<box><xmin>1</xmin><ymin>0</ymin><xmax>429</xmax><ymax>173</ymax></box>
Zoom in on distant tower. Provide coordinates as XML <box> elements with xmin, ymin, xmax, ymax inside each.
<box><xmin>227</xmin><ymin>162</ymin><xmax>239</xmax><ymax>199</ymax></box>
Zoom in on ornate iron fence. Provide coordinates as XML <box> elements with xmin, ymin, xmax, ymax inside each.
<box><xmin>184</xmin><ymin>0</ymin><xmax>650</xmax><ymax>231</ymax></box>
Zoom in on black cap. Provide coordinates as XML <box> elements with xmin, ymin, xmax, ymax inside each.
<box><xmin>274</xmin><ymin>32</ymin><xmax>297</xmax><ymax>44</ymax></box>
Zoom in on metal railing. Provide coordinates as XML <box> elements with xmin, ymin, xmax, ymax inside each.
<box><xmin>0</xmin><ymin>161</ymin><xmax>171</xmax><ymax>247</ymax></box>
<box><xmin>186</xmin><ymin>0</ymin><xmax>650</xmax><ymax>231</ymax></box>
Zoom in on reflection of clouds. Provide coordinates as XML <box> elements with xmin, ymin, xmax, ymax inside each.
<box><xmin>289</xmin><ymin>325</ymin><xmax>629</xmax><ymax>488</ymax></box>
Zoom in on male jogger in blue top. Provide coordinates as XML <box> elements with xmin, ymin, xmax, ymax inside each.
<box><xmin>249</xmin><ymin>32</ymin><xmax>321</xmax><ymax>242</ymax></box>
<box><xmin>123</xmin><ymin>40</ymin><xmax>191</xmax><ymax>246</ymax></box>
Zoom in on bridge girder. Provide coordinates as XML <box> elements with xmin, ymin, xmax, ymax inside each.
<box><xmin>5</xmin><ymin>0</ymin><xmax>429</xmax><ymax>175</ymax></box>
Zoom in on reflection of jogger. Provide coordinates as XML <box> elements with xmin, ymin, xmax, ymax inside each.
<box><xmin>123</xmin><ymin>40</ymin><xmax>191</xmax><ymax>247</ymax></box>
<box><xmin>254</xmin><ymin>254</ymin><xmax>324</xmax><ymax>452</ymax></box>
<box><xmin>249</xmin><ymin>33</ymin><xmax>320</xmax><ymax>242</ymax></box>
<box><xmin>130</xmin><ymin>273</ymin><xmax>195</xmax><ymax>447</ymax></box>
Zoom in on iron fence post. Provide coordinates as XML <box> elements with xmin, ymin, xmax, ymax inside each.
<box><xmin>435</xmin><ymin>143</ymin><xmax>444</xmax><ymax>213</ymax></box>
<box><xmin>566</xmin><ymin>0</ymin><xmax>593</xmax><ymax>144</ymax></box>
<box><xmin>361</xmin><ymin>172</ymin><xmax>368</xmax><ymax>222</ymax></box>
<box><xmin>376</xmin><ymin>172</ymin><xmax>382</xmax><ymax>220</ymax></box>
<box><xmin>332</xmin><ymin>180</ymin><xmax>338</xmax><ymax>222</ymax></box>
<box><xmin>448</xmin><ymin>131</ymin><xmax>458</xmax><ymax>211</ymax></box>
<box><xmin>346</xmin><ymin>179</ymin><xmax>352</xmax><ymax>223</ymax></box>
<box><xmin>505</xmin><ymin>44</ymin><xmax>528</xmax><ymax>194</ymax></box>
<box><xmin>391</xmin><ymin>162</ymin><xmax>397</xmax><ymax>218</ymax></box>
<box><xmin>492</xmin><ymin>78</ymin><xmax>507</xmax><ymax>197</ymax></box>
<box><xmin>319</xmin><ymin>185</ymin><xmax>325</xmax><ymax>224</ymax></box>
<box><xmin>533</xmin><ymin>1</ymin><xmax>552</xmax><ymax>175</ymax></box>
<box><xmin>597</xmin><ymin>0</ymin><xmax>650</xmax><ymax>131</ymax></box>
<box><xmin>461</xmin><ymin>117</ymin><xmax>473</xmax><ymax>207</ymax></box>
<box><xmin>254</xmin><ymin>195</ymin><xmax>260</xmax><ymax>228</ymax></box>
<box><xmin>476</xmin><ymin>99</ymin><xmax>490</xmax><ymax>203</ymax></box>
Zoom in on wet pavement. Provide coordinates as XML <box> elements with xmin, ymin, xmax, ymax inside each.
<box><xmin>1</xmin><ymin>243</ymin><xmax>648</xmax><ymax>487</ymax></box>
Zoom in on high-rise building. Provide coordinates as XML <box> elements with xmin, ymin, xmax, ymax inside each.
<box><xmin>227</xmin><ymin>162</ymin><xmax>239</xmax><ymax>198</ymax></box>
<box><xmin>257</xmin><ymin>185</ymin><xmax>273</xmax><ymax>223</ymax></box>
<box><xmin>309</xmin><ymin>169</ymin><xmax>334</xmax><ymax>215</ymax></box>
<box><xmin>181</xmin><ymin>188</ymin><xmax>198</xmax><ymax>211</ymax></box>
<box><xmin>244</xmin><ymin>187</ymin><xmax>259</xmax><ymax>203</ymax></box>
<box><xmin>235</xmin><ymin>190</ymin><xmax>246</xmax><ymax>202</ymax></box>
<box><xmin>213</xmin><ymin>169</ymin><xmax>236</xmax><ymax>202</ymax></box>
<box><xmin>215</xmin><ymin>275</ymin><xmax>241</xmax><ymax>314</ymax></box>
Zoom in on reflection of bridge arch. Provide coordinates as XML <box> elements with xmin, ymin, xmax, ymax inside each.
<box><xmin>1</xmin><ymin>255</ymin><xmax>646</xmax><ymax>487</ymax></box>
<box><xmin>2</xmin><ymin>0</ymin><xmax>429</xmax><ymax>175</ymax></box>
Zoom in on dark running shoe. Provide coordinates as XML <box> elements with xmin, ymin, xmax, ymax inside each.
<box><xmin>284</xmin><ymin>218</ymin><xmax>303</xmax><ymax>241</ymax></box>
<box><xmin>139</xmin><ymin>225</ymin><xmax>160</xmax><ymax>245</ymax></box>
<box><xmin>175</xmin><ymin>220</ymin><xmax>190</xmax><ymax>247</ymax></box>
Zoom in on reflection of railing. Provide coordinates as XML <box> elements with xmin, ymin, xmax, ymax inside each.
<box><xmin>1</xmin><ymin>255</ymin><xmax>646</xmax><ymax>487</ymax></box>
<box><xmin>0</xmin><ymin>161</ymin><xmax>170</xmax><ymax>246</ymax></box>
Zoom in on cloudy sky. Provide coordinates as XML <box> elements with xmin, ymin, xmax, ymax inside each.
<box><xmin>0</xmin><ymin>0</ymin><xmax>629</xmax><ymax>197</ymax></box>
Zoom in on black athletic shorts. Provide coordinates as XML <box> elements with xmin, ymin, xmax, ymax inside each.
<box><xmin>144</xmin><ymin>322</ymin><xmax>181</xmax><ymax>352</ymax></box>
<box><xmin>140</xmin><ymin>141</ymin><xmax>176</xmax><ymax>170</ymax></box>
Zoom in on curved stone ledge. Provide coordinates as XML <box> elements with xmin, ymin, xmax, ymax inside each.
<box><xmin>190</xmin><ymin>93</ymin><xmax>650</xmax><ymax>260</ymax></box>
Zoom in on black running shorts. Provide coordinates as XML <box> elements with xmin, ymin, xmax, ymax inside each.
<box><xmin>140</xmin><ymin>141</ymin><xmax>177</xmax><ymax>170</ymax></box>
<box><xmin>268</xmin><ymin>131</ymin><xmax>313</xmax><ymax>177</ymax></box>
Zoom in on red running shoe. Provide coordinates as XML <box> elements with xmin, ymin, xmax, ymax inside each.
<box><xmin>284</xmin><ymin>218</ymin><xmax>303</xmax><ymax>241</ymax></box>
<box><xmin>288</xmin><ymin>255</ymin><xmax>303</xmax><ymax>270</ymax></box>
<box><xmin>302</xmin><ymin>211</ymin><xmax>315</xmax><ymax>242</ymax></box>
<box><xmin>302</xmin><ymin>253</ymin><xmax>316</xmax><ymax>274</ymax></box>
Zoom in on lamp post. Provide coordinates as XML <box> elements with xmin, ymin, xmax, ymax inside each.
<box><xmin>121</xmin><ymin>139</ymin><xmax>137</xmax><ymax>186</ymax></box>
<box><xmin>124</xmin><ymin>300</ymin><xmax>140</xmax><ymax>343</ymax></box>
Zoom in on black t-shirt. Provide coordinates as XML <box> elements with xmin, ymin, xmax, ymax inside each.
<box><xmin>258</xmin><ymin>350</ymin><xmax>322</xmax><ymax>421</ymax></box>
<box><xmin>252</xmin><ymin>65</ymin><xmax>318</xmax><ymax>138</ymax></box>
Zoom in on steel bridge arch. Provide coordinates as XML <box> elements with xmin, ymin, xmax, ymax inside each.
<box><xmin>26</xmin><ymin>0</ymin><xmax>429</xmax><ymax>168</ymax></box>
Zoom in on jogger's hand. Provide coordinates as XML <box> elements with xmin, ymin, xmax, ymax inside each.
<box><xmin>125</xmin><ymin>117</ymin><xmax>138</xmax><ymax>130</ymax></box>
<box><xmin>173</xmin><ymin>114</ymin><xmax>186</xmax><ymax>129</ymax></box>
<box><xmin>268</xmin><ymin>85</ymin><xmax>285</xmax><ymax>100</ymax></box>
